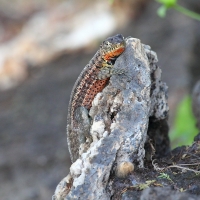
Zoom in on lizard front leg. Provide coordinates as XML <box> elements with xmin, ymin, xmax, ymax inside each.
<box><xmin>97</xmin><ymin>60</ymin><xmax>128</xmax><ymax>80</ymax></box>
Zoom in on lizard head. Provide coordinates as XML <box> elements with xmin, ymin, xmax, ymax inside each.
<box><xmin>100</xmin><ymin>34</ymin><xmax>126</xmax><ymax>61</ymax></box>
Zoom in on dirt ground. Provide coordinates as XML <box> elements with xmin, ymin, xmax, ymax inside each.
<box><xmin>112</xmin><ymin>136</ymin><xmax>200</xmax><ymax>199</ymax></box>
<box><xmin>1</xmin><ymin>1</ymin><xmax>200</xmax><ymax>200</ymax></box>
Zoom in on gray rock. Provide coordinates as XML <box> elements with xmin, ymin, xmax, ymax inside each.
<box><xmin>54</xmin><ymin>37</ymin><xmax>169</xmax><ymax>200</ymax></box>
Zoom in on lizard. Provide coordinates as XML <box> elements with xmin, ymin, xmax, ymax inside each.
<box><xmin>67</xmin><ymin>34</ymin><xmax>126</xmax><ymax>163</ymax></box>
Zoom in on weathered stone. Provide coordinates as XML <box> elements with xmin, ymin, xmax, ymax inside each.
<box><xmin>53</xmin><ymin>37</ymin><xmax>169</xmax><ymax>200</ymax></box>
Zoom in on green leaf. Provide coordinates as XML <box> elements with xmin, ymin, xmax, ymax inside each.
<box><xmin>157</xmin><ymin>5</ymin><xmax>167</xmax><ymax>17</ymax></box>
<box><xmin>158</xmin><ymin>173</ymin><xmax>173</xmax><ymax>181</ymax></box>
<box><xmin>156</xmin><ymin>0</ymin><xmax>177</xmax><ymax>7</ymax></box>
<box><xmin>156</xmin><ymin>0</ymin><xmax>200</xmax><ymax>21</ymax></box>
<box><xmin>170</xmin><ymin>95</ymin><xmax>198</xmax><ymax>149</ymax></box>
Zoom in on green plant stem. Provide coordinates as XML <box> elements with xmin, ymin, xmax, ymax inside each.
<box><xmin>174</xmin><ymin>4</ymin><xmax>200</xmax><ymax>21</ymax></box>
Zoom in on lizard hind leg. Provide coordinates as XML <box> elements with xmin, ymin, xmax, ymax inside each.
<box><xmin>74</xmin><ymin>106</ymin><xmax>93</xmax><ymax>157</ymax></box>
<box><xmin>74</xmin><ymin>106</ymin><xmax>91</xmax><ymax>144</ymax></box>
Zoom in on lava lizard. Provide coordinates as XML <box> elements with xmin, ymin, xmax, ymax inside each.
<box><xmin>67</xmin><ymin>34</ymin><xmax>126</xmax><ymax>163</ymax></box>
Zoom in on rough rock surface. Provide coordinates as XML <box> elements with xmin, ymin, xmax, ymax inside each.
<box><xmin>54</xmin><ymin>37</ymin><xmax>169</xmax><ymax>199</ymax></box>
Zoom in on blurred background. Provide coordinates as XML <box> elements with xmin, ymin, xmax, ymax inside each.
<box><xmin>0</xmin><ymin>0</ymin><xmax>200</xmax><ymax>199</ymax></box>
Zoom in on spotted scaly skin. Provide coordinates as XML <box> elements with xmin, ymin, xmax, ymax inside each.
<box><xmin>67</xmin><ymin>34</ymin><xmax>126</xmax><ymax>163</ymax></box>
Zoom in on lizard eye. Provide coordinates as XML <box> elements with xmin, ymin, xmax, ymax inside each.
<box><xmin>104</xmin><ymin>41</ymin><xmax>109</xmax><ymax>46</ymax></box>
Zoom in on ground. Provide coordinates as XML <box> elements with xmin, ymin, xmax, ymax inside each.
<box><xmin>113</xmin><ymin>135</ymin><xmax>200</xmax><ymax>199</ymax></box>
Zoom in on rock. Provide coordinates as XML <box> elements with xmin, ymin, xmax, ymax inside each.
<box><xmin>53</xmin><ymin>37</ymin><xmax>169</xmax><ymax>199</ymax></box>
